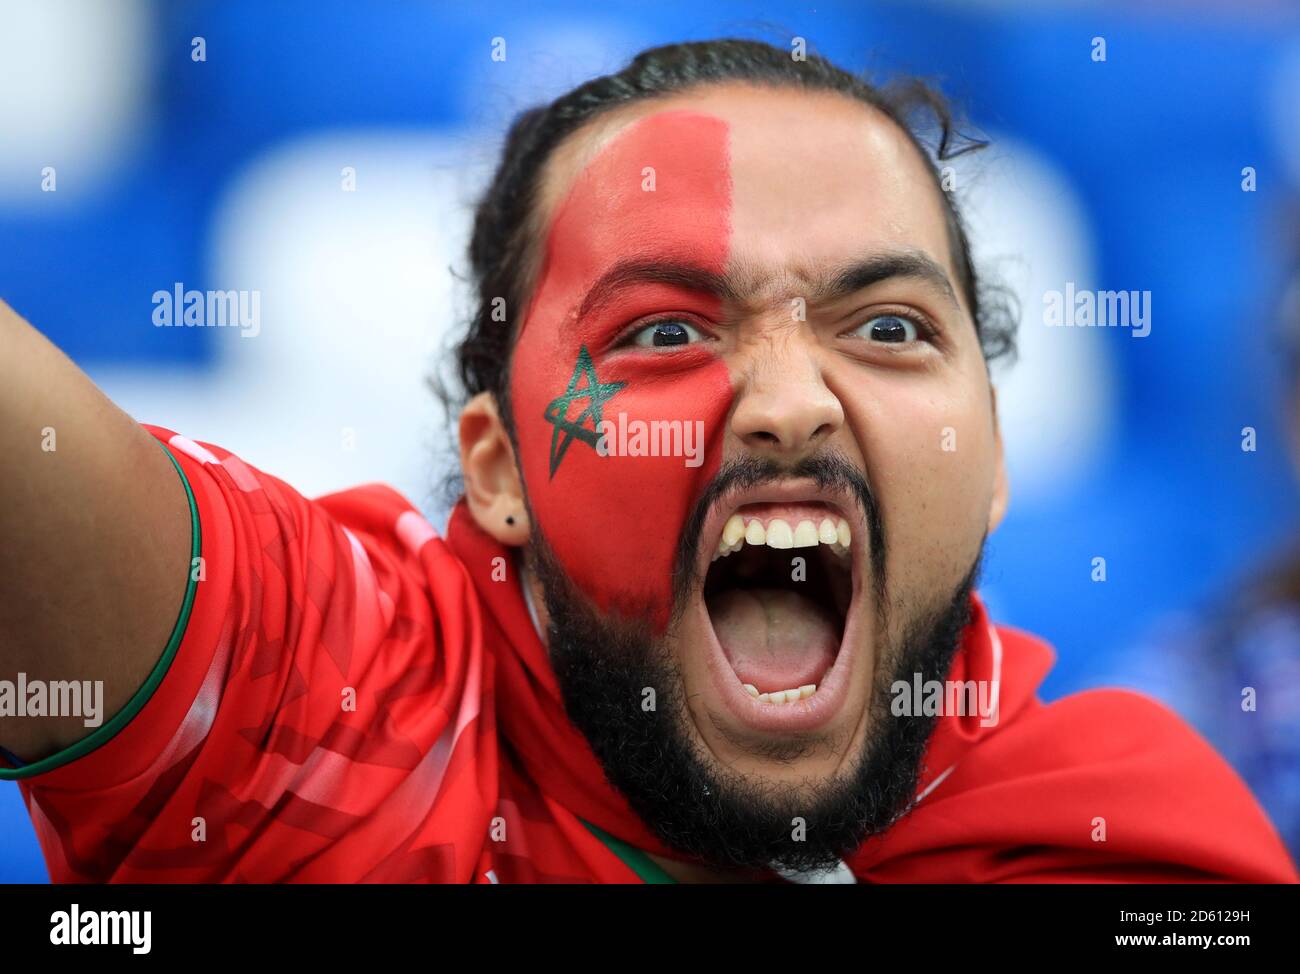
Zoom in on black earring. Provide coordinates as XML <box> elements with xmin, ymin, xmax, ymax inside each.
<box><xmin>506</xmin><ymin>515</ymin><xmax>515</xmax><ymax>526</ymax></box>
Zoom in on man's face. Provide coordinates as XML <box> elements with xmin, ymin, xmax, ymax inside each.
<box><xmin>503</xmin><ymin>83</ymin><xmax>1005</xmax><ymax>866</ymax></box>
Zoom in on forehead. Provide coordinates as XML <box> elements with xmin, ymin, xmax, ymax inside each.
<box><xmin>533</xmin><ymin>82</ymin><xmax>954</xmax><ymax>299</ymax></box>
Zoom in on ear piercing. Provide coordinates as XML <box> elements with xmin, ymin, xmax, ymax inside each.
<box><xmin>506</xmin><ymin>515</ymin><xmax>516</xmax><ymax>526</ymax></box>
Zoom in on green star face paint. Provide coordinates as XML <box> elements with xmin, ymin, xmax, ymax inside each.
<box><xmin>543</xmin><ymin>346</ymin><xmax>626</xmax><ymax>479</ymax></box>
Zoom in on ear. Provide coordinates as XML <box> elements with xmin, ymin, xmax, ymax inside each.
<box><xmin>459</xmin><ymin>391</ymin><xmax>531</xmax><ymax>546</ymax></box>
<box><xmin>987</xmin><ymin>385</ymin><xmax>1010</xmax><ymax>534</ymax></box>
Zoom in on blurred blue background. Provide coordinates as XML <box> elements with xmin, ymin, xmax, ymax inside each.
<box><xmin>3</xmin><ymin>0</ymin><xmax>1299</xmax><ymax>880</ymax></box>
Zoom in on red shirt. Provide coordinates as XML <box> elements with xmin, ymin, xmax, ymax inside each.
<box><xmin>3</xmin><ymin>426</ymin><xmax>1296</xmax><ymax>883</ymax></box>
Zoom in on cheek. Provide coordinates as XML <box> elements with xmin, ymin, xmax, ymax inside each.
<box><xmin>514</xmin><ymin>354</ymin><xmax>733</xmax><ymax>628</ymax></box>
<box><xmin>508</xmin><ymin>109</ymin><xmax>735</xmax><ymax>630</ymax></box>
<box><xmin>845</xmin><ymin>381</ymin><xmax>995</xmax><ymax>574</ymax></box>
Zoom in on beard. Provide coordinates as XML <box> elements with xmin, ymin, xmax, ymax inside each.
<box><xmin>523</xmin><ymin>452</ymin><xmax>983</xmax><ymax>874</ymax></box>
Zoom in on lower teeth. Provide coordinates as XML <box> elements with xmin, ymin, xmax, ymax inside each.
<box><xmin>744</xmin><ymin>683</ymin><xmax>816</xmax><ymax>704</ymax></box>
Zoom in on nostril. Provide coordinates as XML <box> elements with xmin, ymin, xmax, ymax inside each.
<box><xmin>810</xmin><ymin>422</ymin><xmax>833</xmax><ymax>443</ymax></box>
<box><xmin>743</xmin><ymin>423</ymin><xmax>832</xmax><ymax>452</ymax></box>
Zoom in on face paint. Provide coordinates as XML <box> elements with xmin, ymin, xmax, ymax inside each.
<box><xmin>510</xmin><ymin>110</ymin><xmax>735</xmax><ymax>630</ymax></box>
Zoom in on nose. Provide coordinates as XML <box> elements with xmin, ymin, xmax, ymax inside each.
<box><xmin>730</xmin><ymin>330</ymin><xmax>845</xmax><ymax>458</ymax></box>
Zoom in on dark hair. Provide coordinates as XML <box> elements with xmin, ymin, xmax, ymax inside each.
<box><xmin>437</xmin><ymin>38</ymin><xmax>1017</xmax><ymax>471</ymax></box>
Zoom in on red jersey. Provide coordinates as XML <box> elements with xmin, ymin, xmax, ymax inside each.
<box><xmin>2</xmin><ymin>425</ymin><xmax>1295</xmax><ymax>883</ymax></box>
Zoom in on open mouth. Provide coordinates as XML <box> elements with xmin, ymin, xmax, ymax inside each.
<box><xmin>693</xmin><ymin>487</ymin><xmax>865</xmax><ymax>734</ymax></box>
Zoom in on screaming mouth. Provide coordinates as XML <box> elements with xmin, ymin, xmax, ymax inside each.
<box><xmin>702</xmin><ymin>501</ymin><xmax>855</xmax><ymax>706</ymax></box>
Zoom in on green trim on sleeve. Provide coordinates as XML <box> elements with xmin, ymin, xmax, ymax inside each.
<box><xmin>0</xmin><ymin>440</ymin><xmax>201</xmax><ymax>781</ymax></box>
<box><xmin>579</xmin><ymin>819</ymin><xmax>678</xmax><ymax>884</ymax></box>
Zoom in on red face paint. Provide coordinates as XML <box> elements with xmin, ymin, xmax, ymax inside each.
<box><xmin>510</xmin><ymin>110</ymin><xmax>734</xmax><ymax>631</ymax></box>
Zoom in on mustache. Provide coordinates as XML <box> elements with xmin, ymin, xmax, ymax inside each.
<box><xmin>670</xmin><ymin>450</ymin><xmax>887</xmax><ymax>618</ymax></box>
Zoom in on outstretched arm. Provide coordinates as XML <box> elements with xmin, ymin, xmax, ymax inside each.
<box><xmin>0</xmin><ymin>299</ymin><xmax>190</xmax><ymax>761</ymax></box>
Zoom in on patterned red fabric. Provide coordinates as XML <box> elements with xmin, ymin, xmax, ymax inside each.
<box><xmin>8</xmin><ymin>426</ymin><xmax>1297</xmax><ymax>883</ymax></box>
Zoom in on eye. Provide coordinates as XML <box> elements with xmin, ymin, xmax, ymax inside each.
<box><xmin>847</xmin><ymin>313</ymin><xmax>921</xmax><ymax>344</ymax></box>
<box><xmin>628</xmin><ymin>318</ymin><xmax>708</xmax><ymax>348</ymax></box>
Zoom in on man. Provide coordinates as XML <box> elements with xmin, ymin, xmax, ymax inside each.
<box><xmin>0</xmin><ymin>38</ymin><xmax>1294</xmax><ymax>883</ymax></box>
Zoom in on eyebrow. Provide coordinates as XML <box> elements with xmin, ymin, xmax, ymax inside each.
<box><xmin>575</xmin><ymin>249</ymin><xmax>961</xmax><ymax>322</ymax></box>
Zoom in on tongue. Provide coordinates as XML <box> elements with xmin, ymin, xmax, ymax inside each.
<box><xmin>706</xmin><ymin>587</ymin><xmax>839</xmax><ymax>694</ymax></box>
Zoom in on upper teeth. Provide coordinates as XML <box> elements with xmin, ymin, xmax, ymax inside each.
<box><xmin>713</xmin><ymin>514</ymin><xmax>851</xmax><ymax>561</ymax></box>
